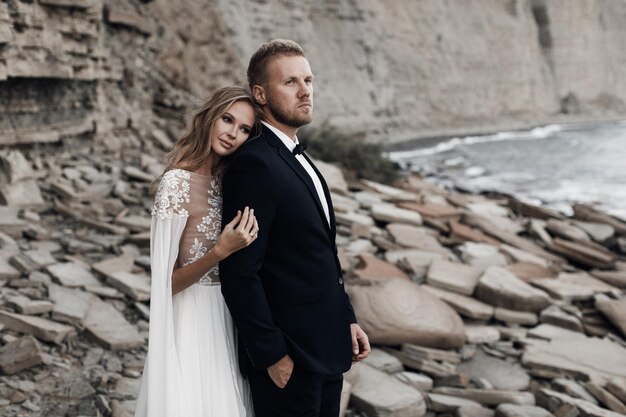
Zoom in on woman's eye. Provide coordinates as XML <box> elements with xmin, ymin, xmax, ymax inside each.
<box><xmin>241</xmin><ymin>128</ymin><xmax>251</xmax><ymax>134</ymax></box>
<box><xmin>222</xmin><ymin>116</ymin><xmax>232</xmax><ymax>123</ymax></box>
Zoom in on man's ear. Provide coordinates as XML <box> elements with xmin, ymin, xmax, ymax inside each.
<box><xmin>252</xmin><ymin>85</ymin><xmax>266</xmax><ymax>105</ymax></box>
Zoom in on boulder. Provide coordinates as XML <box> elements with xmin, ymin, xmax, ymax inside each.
<box><xmin>346</xmin><ymin>279</ymin><xmax>466</xmax><ymax>348</ymax></box>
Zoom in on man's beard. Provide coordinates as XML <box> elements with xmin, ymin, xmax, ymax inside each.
<box><xmin>267</xmin><ymin>100</ymin><xmax>313</xmax><ymax>129</ymax></box>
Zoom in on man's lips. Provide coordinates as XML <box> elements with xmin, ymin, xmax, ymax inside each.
<box><xmin>298</xmin><ymin>102</ymin><xmax>312</xmax><ymax>109</ymax></box>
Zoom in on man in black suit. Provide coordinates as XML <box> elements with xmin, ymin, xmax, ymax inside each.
<box><xmin>220</xmin><ymin>39</ymin><xmax>370</xmax><ymax>417</ymax></box>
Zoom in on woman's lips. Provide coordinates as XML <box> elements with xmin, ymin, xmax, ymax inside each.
<box><xmin>219</xmin><ymin>138</ymin><xmax>233</xmax><ymax>149</ymax></box>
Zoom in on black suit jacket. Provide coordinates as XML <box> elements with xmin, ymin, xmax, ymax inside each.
<box><xmin>220</xmin><ymin>124</ymin><xmax>357</xmax><ymax>376</ymax></box>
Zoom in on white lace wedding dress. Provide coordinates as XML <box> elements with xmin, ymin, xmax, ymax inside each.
<box><xmin>134</xmin><ymin>169</ymin><xmax>253</xmax><ymax>417</ymax></box>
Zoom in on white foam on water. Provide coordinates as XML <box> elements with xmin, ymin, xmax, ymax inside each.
<box><xmin>389</xmin><ymin>124</ymin><xmax>564</xmax><ymax>161</ymax></box>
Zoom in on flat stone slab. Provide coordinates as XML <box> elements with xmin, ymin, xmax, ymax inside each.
<box><xmin>47</xmin><ymin>284</ymin><xmax>92</xmax><ymax>328</ymax></box>
<box><xmin>552</xmin><ymin>378</ymin><xmax>598</xmax><ymax>404</ymax></box>
<box><xmin>5</xmin><ymin>295</ymin><xmax>54</xmax><ymax>315</ymax></box>
<box><xmin>500</xmin><ymin>245</ymin><xmax>550</xmax><ymax>268</ymax></box>
<box><xmin>399</xmin><ymin>202</ymin><xmax>463</xmax><ymax>221</ymax></box>
<box><xmin>591</xmin><ymin>270</ymin><xmax>626</xmax><ymax>289</ymax></box>
<box><xmin>363</xmin><ymin>348</ymin><xmax>404</xmax><ymax>374</ymax></box>
<box><xmin>508</xmin><ymin>262</ymin><xmax>555</xmax><ymax>282</ymax></box>
<box><xmin>546</xmin><ymin>219</ymin><xmax>591</xmax><ymax>242</ymax></box>
<box><xmin>84</xmin><ymin>296</ymin><xmax>143</xmax><ymax>350</ymax></box>
<box><xmin>107</xmin><ymin>271</ymin><xmax>151</xmax><ymax>301</ymax></box>
<box><xmin>46</xmin><ymin>262</ymin><xmax>101</xmax><ymax>287</ymax></box>
<box><xmin>347</xmin><ymin>363</ymin><xmax>426</xmax><ymax>417</ymax></box>
<box><xmin>361</xmin><ymin>180</ymin><xmax>417</xmax><ymax>202</ymax></box>
<box><xmin>537</xmin><ymin>388</ymin><xmax>625</xmax><ymax>417</ymax></box>
<box><xmin>0</xmin><ymin>335</ymin><xmax>43</xmax><ymax>374</ymax></box>
<box><xmin>539</xmin><ymin>306</ymin><xmax>583</xmax><ymax>332</ymax></box>
<box><xmin>605</xmin><ymin>379</ymin><xmax>626</xmax><ymax>405</ymax></box>
<box><xmin>432</xmin><ymin>387</ymin><xmax>535</xmax><ymax>406</ymax></box>
<box><xmin>476</xmin><ymin>266</ymin><xmax>551</xmax><ymax>312</ymax></box>
<box><xmin>426</xmin><ymin>258</ymin><xmax>482</xmax><ymax>295</ymax></box>
<box><xmin>494</xmin><ymin>307</ymin><xmax>538</xmax><ymax>326</ymax></box>
<box><xmin>585</xmin><ymin>383</ymin><xmax>626</xmax><ymax>414</ymax></box>
<box><xmin>354</xmin><ymin>254</ymin><xmax>410</xmax><ymax>282</ymax></box>
<box><xmin>427</xmin><ymin>393</ymin><xmax>482</xmax><ymax>412</ymax></box>
<box><xmin>315</xmin><ymin>160</ymin><xmax>349</xmax><ymax>195</ymax></box>
<box><xmin>449</xmin><ymin>221</ymin><xmax>500</xmax><ymax>245</ymax></box>
<box><xmin>0</xmin><ymin>310</ymin><xmax>74</xmax><ymax>343</ymax></box>
<box><xmin>347</xmin><ymin>279</ymin><xmax>466</xmax><ymax>349</ymax></box>
<box><xmin>574</xmin><ymin>221</ymin><xmax>614</xmax><ymax>243</ymax></box>
<box><xmin>92</xmin><ymin>254</ymin><xmax>135</xmax><ymax>278</ymax></box>
<box><xmin>595</xmin><ymin>295</ymin><xmax>626</xmax><ymax>338</ymax></box>
<box><xmin>495</xmin><ymin>404</ymin><xmax>554</xmax><ymax>417</ymax></box>
<box><xmin>531</xmin><ymin>278</ymin><xmax>595</xmax><ymax>301</ymax></box>
<box><xmin>385</xmin><ymin>250</ymin><xmax>444</xmax><ymax>281</ymax></box>
<box><xmin>548</xmin><ymin>238</ymin><xmax>616</xmax><ymax>269</ymax></box>
<box><xmin>394</xmin><ymin>371</ymin><xmax>433</xmax><ymax>392</ymax></box>
<box><xmin>372</xmin><ymin>204</ymin><xmax>422</xmax><ymax>226</ymax></box>
<box><xmin>465</xmin><ymin>325</ymin><xmax>501</xmax><ymax>345</ymax></box>
<box><xmin>458</xmin><ymin>349</ymin><xmax>530</xmax><ymax>391</ymax></box>
<box><xmin>467</xmin><ymin>202</ymin><xmax>513</xmax><ymax>220</ymax></box>
<box><xmin>522</xmin><ymin>326</ymin><xmax>626</xmax><ymax>384</ymax></box>
<box><xmin>387</xmin><ymin>223</ymin><xmax>448</xmax><ymax>253</ymax></box>
<box><xmin>422</xmin><ymin>285</ymin><xmax>494</xmax><ymax>320</ymax></box>
<box><xmin>458</xmin><ymin>242</ymin><xmax>508</xmax><ymax>270</ymax></box>
<box><xmin>335</xmin><ymin>211</ymin><xmax>375</xmax><ymax>228</ymax></box>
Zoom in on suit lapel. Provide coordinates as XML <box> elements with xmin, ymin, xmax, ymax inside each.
<box><xmin>302</xmin><ymin>153</ymin><xmax>336</xmax><ymax>239</ymax></box>
<box><xmin>263</xmin><ymin>128</ymin><xmax>332</xmax><ymax>238</ymax></box>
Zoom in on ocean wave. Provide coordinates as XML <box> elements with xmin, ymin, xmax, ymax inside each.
<box><xmin>389</xmin><ymin>124</ymin><xmax>563</xmax><ymax>160</ymax></box>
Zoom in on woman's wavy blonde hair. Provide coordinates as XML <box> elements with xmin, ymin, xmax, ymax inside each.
<box><xmin>164</xmin><ymin>86</ymin><xmax>261</xmax><ymax>174</ymax></box>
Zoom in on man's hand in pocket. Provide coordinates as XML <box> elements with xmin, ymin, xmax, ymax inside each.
<box><xmin>267</xmin><ymin>354</ymin><xmax>294</xmax><ymax>388</ymax></box>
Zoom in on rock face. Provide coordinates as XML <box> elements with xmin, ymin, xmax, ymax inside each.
<box><xmin>2</xmin><ymin>1</ymin><xmax>626</xmax><ymax>148</ymax></box>
<box><xmin>346</xmin><ymin>279</ymin><xmax>466</xmax><ymax>348</ymax></box>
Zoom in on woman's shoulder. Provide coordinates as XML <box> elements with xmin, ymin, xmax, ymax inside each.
<box><xmin>151</xmin><ymin>169</ymin><xmax>193</xmax><ymax>219</ymax></box>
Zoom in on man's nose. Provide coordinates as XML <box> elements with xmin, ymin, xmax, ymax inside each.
<box><xmin>297</xmin><ymin>81</ymin><xmax>311</xmax><ymax>97</ymax></box>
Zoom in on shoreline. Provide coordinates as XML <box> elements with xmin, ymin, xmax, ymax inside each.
<box><xmin>385</xmin><ymin>114</ymin><xmax>626</xmax><ymax>151</ymax></box>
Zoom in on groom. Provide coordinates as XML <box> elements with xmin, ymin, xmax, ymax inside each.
<box><xmin>220</xmin><ymin>39</ymin><xmax>370</xmax><ymax>417</ymax></box>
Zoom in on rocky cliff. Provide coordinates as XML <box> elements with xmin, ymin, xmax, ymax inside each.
<box><xmin>1</xmin><ymin>0</ymin><xmax>625</xmax><ymax>147</ymax></box>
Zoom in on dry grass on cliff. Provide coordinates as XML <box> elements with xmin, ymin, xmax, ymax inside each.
<box><xmin>303</xmin><ymin>128</ymin><xmax>399</xmax><ymax>185</ymax></box>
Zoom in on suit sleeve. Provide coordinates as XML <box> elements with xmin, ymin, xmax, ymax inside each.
<box><xmin>220</xmin><ymin>152</ymin><xmax>288</xmax><ymax>370</ymax></box>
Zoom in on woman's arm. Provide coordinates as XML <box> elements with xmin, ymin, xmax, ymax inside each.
<box><xmin>171</xmin><ymin>207</ymin><xmax>259</xmax><ymax>295</ymax></box>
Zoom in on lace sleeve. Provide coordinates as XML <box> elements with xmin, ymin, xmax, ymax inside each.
<box><xmin>151</xmin><ymin>169</ymin><xmax>192</xmax><ymax>219</ymax></box>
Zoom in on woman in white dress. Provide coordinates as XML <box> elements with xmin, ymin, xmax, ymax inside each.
<box><xmin>135</xmin><ymin>86</ymin><xmax>260</xmax><ymax>417</ymax></box>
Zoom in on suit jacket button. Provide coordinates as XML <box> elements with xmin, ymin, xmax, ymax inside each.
<box><xmin>338</xmin><ymin>278</ymin><xmax>344</xmax><ymax>285</ymax></box>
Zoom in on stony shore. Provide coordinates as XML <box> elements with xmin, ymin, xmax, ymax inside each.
<box><xmin>0</xmin><ymin>143</ymin><xmax>625</xmax><ymax>417</ymax></box>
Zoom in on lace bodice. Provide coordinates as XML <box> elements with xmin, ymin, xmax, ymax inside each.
<box><xmin>152</xmin><ymin>169</ymin><xmax>222</xmax><ymax>286</ymax></box>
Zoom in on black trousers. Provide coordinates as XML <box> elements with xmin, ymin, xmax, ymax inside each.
<box><xmin>247</xmin><ymin>366</ymin><xmax>343</xmax><ymax>417</ymax></box>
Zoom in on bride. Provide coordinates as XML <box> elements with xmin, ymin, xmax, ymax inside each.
<box><xmin>135</xmin><ymin>86</ymin><xmax>260</xmax><ymax>417</ymax></box>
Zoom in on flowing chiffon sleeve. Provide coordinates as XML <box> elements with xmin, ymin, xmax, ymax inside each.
<box><xmin>135</xmin><ymin>170</ymin><xmax>192</xmax><ymax>417</ymax></box>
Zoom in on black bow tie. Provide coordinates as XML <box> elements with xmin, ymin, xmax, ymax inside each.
<box><xmin>292</xmin><ymin>142</ymin><xmax>308</xmax><ymax>156</ymax></box>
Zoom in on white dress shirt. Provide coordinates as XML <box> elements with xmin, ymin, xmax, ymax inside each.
<box><xmin>262</xmin><ymin>121</ymin><xmax>331</xmax><ymax>227</ymax></box>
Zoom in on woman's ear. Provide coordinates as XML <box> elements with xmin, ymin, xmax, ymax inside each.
<box><xmin>252</xmin><ymin>85</ymin><xmax>266</xmax><ymax>105</ymax></box>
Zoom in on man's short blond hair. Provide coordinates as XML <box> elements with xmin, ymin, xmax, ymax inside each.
<box><xmin>247</xmin><ymin>39</ymin><xmax>305</xmax><ymax>89</ymax></box>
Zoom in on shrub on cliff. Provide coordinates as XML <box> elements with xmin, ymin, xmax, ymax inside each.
<box><xmin>303</xmin><ymin>128</ymin><xmax>399</xmax><ymax>185</ymax></box>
